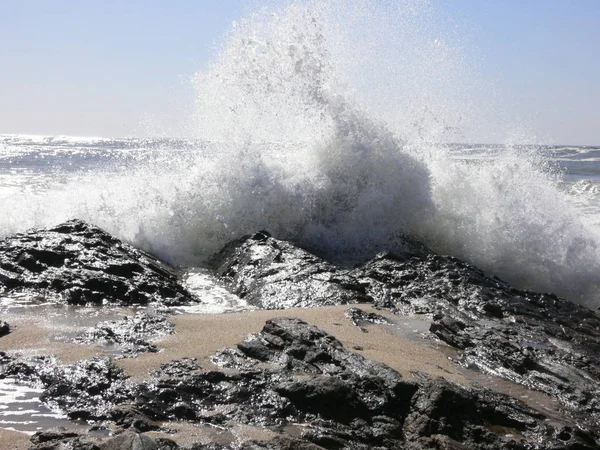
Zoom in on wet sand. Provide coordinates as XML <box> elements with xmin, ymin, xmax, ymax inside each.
<box><xmin>0</xmin><ymin>428</ymin><xmax>30</xmax><ymax>450</ymax></box>
<box><xmin>0</xmin><ymin>319</ymin><xmax>100</xmax><ymax>364</ymax></box>
<box><xmin>116</xmin><ymin>304</ymin><xmax>468</xmax><ymax>385</ymax></box>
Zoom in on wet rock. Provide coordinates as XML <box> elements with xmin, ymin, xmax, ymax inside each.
<box><xmin>352</xmin><ymin>249</ymin><xmax>600</xmax><ymax>428</ymax></box>
<box><xmin>29</xmin><ymin>428</ymin><xmax>176</xmax><ymax>450</ymax></box>
<box><xmin>2</xmin><ymin>315</ymin><xmax>598</xmax><ymax>448</ymax></box>
<box><xmin>2</xmin><ymin>227</ymin><xmax>600</xmax><ymax>448</ymax></box>
<box><xmin>109</xmin><ymin>405</ymin><xmax>161</xmax><ymax>432</ymax></box>
<box><xmin>0</xmin><ymin>354</ymin><xmax>135</xmax><ymax>421</ymax></box>
<box><xmin>43</xmin><ymin>358</ymin><xmax>134</xmax><ymax>420</ymax></box>
<box><xmin>133</xmin><ymin>318</ymin><xmax>597</xmax><ymax>449</ymax></box>
<box><xmin>351</xmin><ymin>250</ymin><xmax>508</xmax><ymax>314</ymax></box>
<box><xmin>152</xmin><ymin>358</ymin><xmax>201</xmax><ymax>377</ymax></box>
<box><xmin>209</xmin><ymin>232</ymin><xmax>600</xmax><ymax>430</ymax></box>
<box><xmin>30</xmin><ymin>428</ymin><xmax>100</xmax><ymax>450</ymax></box>
<box><xmin>188</xmin><ymin>438</ymin><xmax>325</xmax><ymax>449</ymax></box>
<box><xmin>70</xmin><ymin>312</ymin><xmax>174</xmax><ymax>357</ymax></box>
<box><xmin>344</xmin><ymin>307</ymin><xmax>390</xmax><ymax>327</ymax></box>
<box><xmin>0</xmin><ymin>219</ymin><xmax>196</xmax><ymax>306</ymax></box>
<box><xmin>209</xmin><ymin>231</ymin><xmax>369</xmax><ymax>308</ymax></box>
<box><xmin>0</xmin><ymin>320</ymin><xmax>9</xmax><ymax>337</ymax></box>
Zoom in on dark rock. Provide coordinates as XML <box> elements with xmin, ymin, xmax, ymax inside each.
<box><xmin>352</xmin><ymin>248</ymin><xmax>600</xmax><ymax>429</ymax></box>
<box><xmin>189</xmin><ymin>438</ymin><xmax>325</xmax><ymax>449</ymax></box>
<box><xmin>42</xmin><ymin>358</ymin><xmax>134</xmax><ymax>420</ymax></box>
<box><xmin>70</xmin><ymin>312</ymin><xmax>174</xmax><ymax>356</ymax></box>
<box><xmin>2</xmin><ymin>315</ymin><xmax>598</xmax><ymax>449</ymax></box>
<box><xmin>2</xmin><ymin>227</ymin><xmax>600</xmax><ymax>448</ymax></box>
<box><xmin>0</xmin><ymin>320</ymin><xmax>9</xmax><ymax>337</ymax></box>
<box><xmin>29</xmin><ymin>428</ymin><xmax>100</xmax><ymax>450</ymax></box>
<box><xmin>0</xmin><ymin>219</ymin><xmax>196</xmax><ymax>306</ymax></box>
<box><xmin>109</xmin><ymin>405</ymin><xmax>161</xmax><ymax>432</ymax></box>
<box><xmin>30</xmin><ymin>428</ymin><xmax>81</xmax><ymax>444</ymax></box>
<box><xmin>209</xmin><ymin>232</ymin><xmax>600</xmax><ymax>431</ymax></box>
<box><xmin>0</xmin><ymin>355</ymin><xmax>135</xmax><ymax>421</ymax></box>
<box><xmin>131</xmin><ymin>318</ymin><xmax>598</xmax><ymax>449</ymax></box>
<box><xmin>99</xmin><ymin>431</ymin><xmax>161</xmax><ymax>450</ymax></box>
<box><xmin>275</xmin><ymin>375</ymin><xmax>368</xmax><ymax>423</ymax></box>
<box><xmin>153</xmin><ymin>358</ymin><xmax>201</xmax><ymax>378</ymax></box>
<box><xmin>209</xmin><ymin>232</ymin><xmax>370</xmax><ymax>308</ymax></box>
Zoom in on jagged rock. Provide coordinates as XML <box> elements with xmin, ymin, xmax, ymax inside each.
<box><xmin>210</xmin><ymin>232</ymin><xmax>600</xmax><ymax>429</ymax></box>
<box><xmin>209</xmin><ymin>231</ymin><xmax>369</xmax><ymax>308</ymax></box>
<box><xmin>29</xmin><ymin>428</ymin><xmax>100</xmax><ymax>450</ymax></box>
<box><xmin>132</xmin><ymin>318</ymin><xmax>597</xmax><ymax>449</ymax></box>
<box><xmin>99</xmin><ymin>431</ymin><xmax>170</xmax><ymax>450</ymax></box>
<box><xmin>108</xmin><ymin>405</ymin><xmax>161</xmax><ymax>432</ymax></box>
<box><xmin>0</xmin><ymin>219</ymin><xmax>196</xmax><ymax>306</ymax></box>
<box><xmin>189</xmin><ymin>438</ymin><xmax>325</xmax><ymax>449</ymax></box>
<box><xmin>70</xmin><ymin>312</ymin><xmax>174</xmax><ymax>357</ymax></box>
<box><xmin>2</xmin><ymin>226</ymin><xmax>600</xmax><ymax>448</ymax></box>
<box><xmin>29</xmin><ymin>428</ymin><xmax>175</xmax><ymax>450</ymax></box>
<box><xmin>0</xmin><ymin>355</ymin><xmax>134</xmax><ymax>421</ymax></box>
<box><xmin>2</xmin><ymin>317</ymin><xmax>598</xmax><ymax>449</ymax></box>
<box><xmin>352</xmin><ymin>250</ymin><xmax>600</xmax><ymax>428</ymax></box>
<box><xmin>0</xmin><ymin>320</ymin><xmax>9</xmax><ymax>337</ymax></box>
<box><xmin>152</xmin><ymin>358</ymin><xmax>201</xmax><ymax>377</ymax></box>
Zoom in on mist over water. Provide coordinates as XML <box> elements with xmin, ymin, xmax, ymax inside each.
<box><xmin>2</xmin><ymin>0</ymin><xmax>600</xmax><ymax>306</ymax></box>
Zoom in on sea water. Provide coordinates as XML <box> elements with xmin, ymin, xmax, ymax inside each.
<box><xmin>1</xmin><ymin>135</ymin><xmax>599</xmax><ymax>306</ymax></box>
<box><xmin>1</xmin><ymin>0</ymin><xmax>600</xmax><ymax>309</ymax></box>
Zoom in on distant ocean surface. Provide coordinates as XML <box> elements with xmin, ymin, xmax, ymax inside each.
<box><xmin>2</xmin><ymin>135</ymin><xmax>600</xmax><ymax>212</ymax></box>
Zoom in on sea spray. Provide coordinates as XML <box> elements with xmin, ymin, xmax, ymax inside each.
<box><xmin>1</xmin><ymin>0</ymin><xmax>600</xmax><ymax>305</ymax></box>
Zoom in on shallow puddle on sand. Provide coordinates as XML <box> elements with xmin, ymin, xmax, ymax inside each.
<box><xmin>0</xmin><ymin>378</ymin><xmax>90</xmax><ymax>435</ymax></box>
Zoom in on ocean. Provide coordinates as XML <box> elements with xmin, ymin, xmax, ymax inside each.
<box><xmin>1</xmin><ymin>0</ymin><xmax>600</xmax><ymax>309</ymax></box>
<box><xmin>1</xmin><ymin>135</ymin><xmax>600</xmax><ymax>308</ymax></box>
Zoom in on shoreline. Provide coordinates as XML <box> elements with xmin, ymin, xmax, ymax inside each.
<box><xmin>1</xmin><ymin>303</ymin><xmax>563</xmax><ymax>448</ymax></box>
<box><xmin>1</xmin><ymin>220</ymin><xmax>599</xmax><ymax>449</ymax></box>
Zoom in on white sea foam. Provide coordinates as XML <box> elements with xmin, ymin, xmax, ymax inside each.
<box><xmin>1</xmin><ymin>1</ymin><xmax>600</xmax><ymax>306</ymax></box>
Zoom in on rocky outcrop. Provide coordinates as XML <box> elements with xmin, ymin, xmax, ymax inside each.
<box><xmin>4</xmin><ymin>318</ymin><xmax>597</xmax><ymax>449</ymax></box>
<box><xmin>2</xmin><ymin>223</ymin><xmax>600</xmax><ymax>448</ymax></box>
<box><xmin>0</xmin><ymin>219</ymin><xmax>196</xmax><ymax>306</ymax></box>
<box><xmin>0</xmin><ymin>354</ymin><xmax>134</xmax><ymax>421</ymax></box>
<box><xmin>210</xmin><ymin>232</ymin><xmax>600</xmax><ymax>429</ymax></box>
<box><xmin>344</xmin><ymin>306</ymin><xmax>391</xmax><ymax>327</ymax></box>
<box><xmin>353</xmin><ymin>251</ymin><xmax>600</xmax><ymax>429</ymax></box>
<box><xmin>29</xmin><ymin>429</ymin><xmax>179</xmax><ymax>450</ymax></box>
<box><xmin>69</xmin><ymin>312</ymin><xmax>174</xmax><ymax>357</ymax></box>
<box><xmin>209</xmin><ymin>231</ymin><xmax>369</xmax><ymax>309</ymax></box>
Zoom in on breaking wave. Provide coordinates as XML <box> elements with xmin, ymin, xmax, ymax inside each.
<box><xmin>2</xmin><ymin>0</ymin><xmax>600</xmax><ymax>306</ymax></box>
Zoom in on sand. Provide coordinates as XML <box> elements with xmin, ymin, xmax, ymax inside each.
<box><xmin>116</xmin><ymin>304</ymin><xmax>468</xmax><ymax>385</ymax></box>
<box><xmin>0</xmin><ymin>429</ymin><xmax>30</xmax><ymax>450</ymax></box>
<box><xmin>0</xmin><ymin>319</ymin><xmax>100</xmax><ymax>363</ymax></box>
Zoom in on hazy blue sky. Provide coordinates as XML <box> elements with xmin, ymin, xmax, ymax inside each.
<box><xmin>1</xmin><ymin>0</ymin><xmax>599</xmax><ymax>145</ymax></box>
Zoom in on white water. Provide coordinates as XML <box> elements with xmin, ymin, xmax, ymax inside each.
<box><xmin>1</xmin><ymin>0</ymin><xmax>600</xmax><ymax>306</ymax></box>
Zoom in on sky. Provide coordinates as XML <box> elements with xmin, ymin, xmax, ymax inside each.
<box><xmin>1</xmin><ymin>0</ymin><xmax>599</xmax><ymax>145</ymax></box>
